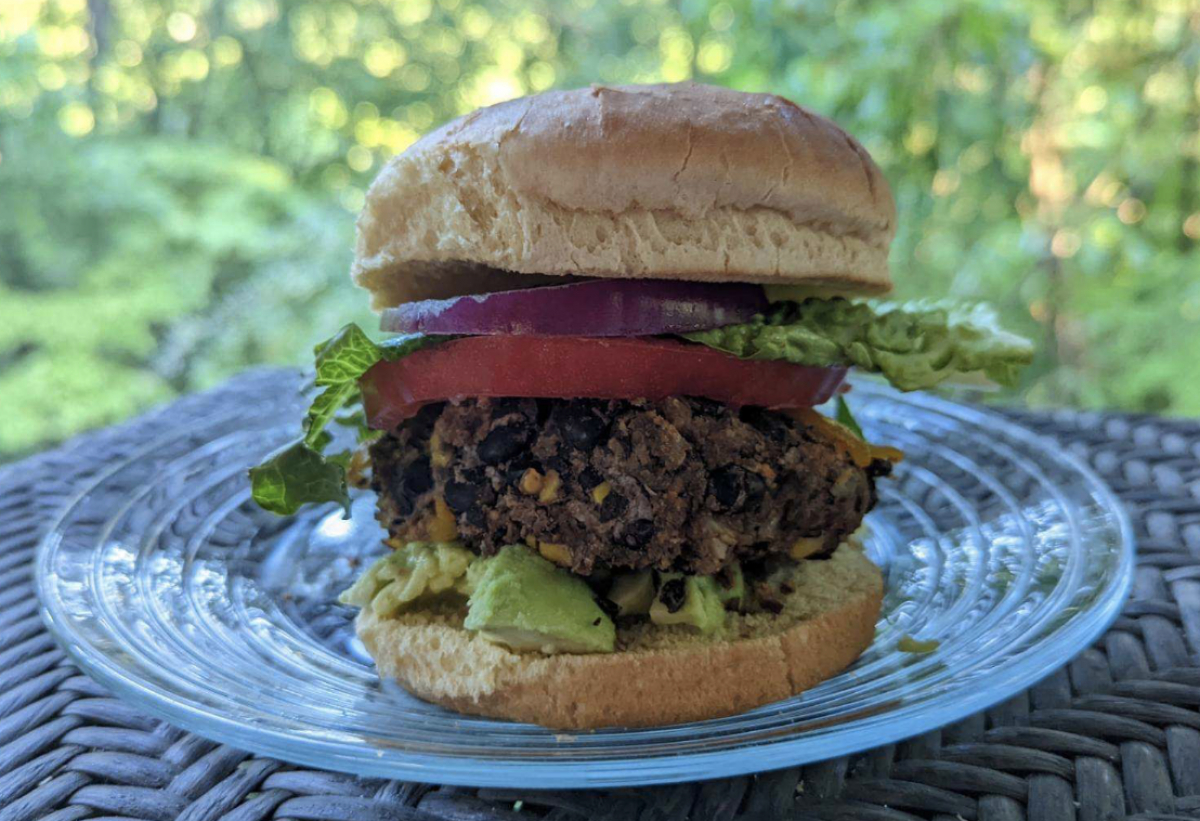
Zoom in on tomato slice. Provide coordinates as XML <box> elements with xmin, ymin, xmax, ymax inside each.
<box><xmin>362</xmin><ymin>336</ymin><xmax>846</xmax><ymax>431</ymax></box>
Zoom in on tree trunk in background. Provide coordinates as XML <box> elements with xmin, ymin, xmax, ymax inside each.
<box><xmin>190</xmin><ymin>0</ymin><xmax>229</xmax><ymax>140</ymax></box>
<box><xmin>1180</xmin><ymin>62</ymin><xmax>1198</xmax><ymax>254</ymax></box>
<box><xmin>85</xmin><ymin>0</ymin><xmax>111</xmax><ymax>106</ymax></box>
<box><xmin>1025</xmin><ymin>62</ymin><xmax>1073</xmax><ymax>401</ymax></box>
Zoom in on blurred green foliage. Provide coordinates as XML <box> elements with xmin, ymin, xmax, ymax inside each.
<box><xmin>1</xmin><ymin>0</ymin><xmax>1198</xmax><ymax>460</ymax></box>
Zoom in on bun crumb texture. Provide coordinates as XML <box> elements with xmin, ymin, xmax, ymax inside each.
<box><xmin>353</xmin><ymin>83</ymin><xmax>896</xmax><ymax>309</ymax></box>
<box><xmin>357</xmin><ymin>544</ymin><xmax>883</xmax><ymax>729</ymax></box>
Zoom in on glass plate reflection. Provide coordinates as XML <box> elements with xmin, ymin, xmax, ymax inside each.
<box><xmin>36</xmin><ymin>380</ymin><xmax>1133</xmax><ymax>787</ymax></box>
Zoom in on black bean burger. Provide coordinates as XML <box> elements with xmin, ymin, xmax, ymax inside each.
<box><xmin>250</xmin><ymin>83</ymin><xmax>1032</xmax><ymax>729</ymax></box>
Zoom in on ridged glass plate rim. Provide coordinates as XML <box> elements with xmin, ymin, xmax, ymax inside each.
<box><xmin>36</xmin><ymin>383</ymin><xmax>1135</xmax><ymax>787</ymax></box>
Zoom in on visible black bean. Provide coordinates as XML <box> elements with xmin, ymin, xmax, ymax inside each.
<box><xmin>476</xmin><ymin>480</ymin><xmax>496</xmax><ymax>507</ymax></box>
<box><xmin>450</xmin><ymin>466</ymin><xmax>494</xmax><ymax>514</ymax></box>
<box><xmin>407</xmin><ymin>402</ymin><xmax>444</xmax><ymax>439</ymax></box>
<box><xmin>599</xmin><ymin>492</ymin><xmax>628</xmax><ymax>522</ymax></box>
<box><xmin>781</xmin><ymin>501</ymin><xmax>808</xmax><ymax>530</ymax></box>
<box><xmin>392</xmin><ymin>493</ymin><xmax>414</xmax><ymax>517</ymax></box>
<box><xmin>739</xmin><ymin>406</ymin><xmax>790</xmax><ymax>441</ymax></box>
<box><xmin>710</xmin><ymin>465</ymin><xmax>767</xmax><ymax>512</ymax></box>
<box><xmin>595</xmin><ymin>596</ymin><xmax>619</xmax><ymax>621</ymax></box>
<box><xmin>545</xmin><ymin>445</ymin><xmax>570</xmax><ymax>474</ymax></box>
<box><xmin>503</xmin><ymin>453</ymin><xmax>539</xmax><ymax>487</ymax></box>
<box><xmin>867</xmin><ymin>459</ymin><xmax>893</xmax><ymax>479</ymax></box>
<box><xmin>659</xmin><ymin>578</ymin><xmax>686</xmax><ymax>613</ymax></box>
<box><xmin>464</xmin><ymin>507</ymin><xmax>487</xmax><ymax>528</ymax></box>
<box><xmin>623</xmin><ymin>518</ymin><xmax>656</xmax><ymax>548</ymax></box>
<box><xmin>386</xmin><ymin>463</ymin><xmax>418</xmax><ymax>513</ymax></box>
<box><xmin>715</xmin><ymin>564</ymin><xmax>739</xmax><ymax>591</ymax></box>
<box><xmin>505</xmin><ymin>466</ymin><xmax>535</xmax><ymax>487</ymax></box>
<box><xmin>502</xmin><ymin>469</ymin><xmax>526</xmax><ymax>488</ymax></box>
<box><xmin>587</xmin><ymin>571</ymin><xmax>614</xmax><ymax>596</ymax></box>
<box><xmin>709</xmin><ymin>466</ymin><xmax>744</xmax><ymax>509</ymax></box>
<box><xmin>740</xmin><ymin>554</ymin><xmax>769</xmax><ymax>580</ymax></box>
<box><xmin>578</xmin><ymin>467</ymin><xmax>604</xmax><ymax>489</ymax></box>
<box><xmin>488</xmin><ymin>398</ymin><xmax>526</xmax><ymax>420</ymax></box>
<box><xmin>402</xmin><ymin>457</ymin><xmax>433</xmax><ymax>496</ymax></box>
<box><xmin>743</xmin><ymin>471</ymin><xmax>766</xmax><ymax>510</ymax></box>
<box><xmin>554</xmin><ymin>403</ymin><xmax>608</xmax><ymax>450</ymax></box>
<box><xmin>443</xmin><ymin>480</ymin><xmax>479</xmax><ymax>513</ymax></box>
<box><xmin>478</xmin><ymin>423</ymin><xmax>533</xmax><ymax>464</ymax></box>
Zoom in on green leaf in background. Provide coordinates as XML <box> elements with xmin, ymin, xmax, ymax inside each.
<box><xmin>4</xmin><ymin>0</ymin><xmax>1200</xmax><ymax>465</ymax></box>
<box><xmin>835</xmin><ymin>396</ymin><xmax>864</xmax><ymax>439</ymax></box>
<box><xmin>249</xmin><ymin>440</ymin><xmax>349</xmax><ymax>516</ymax></box>
<box><xmin>684</xmin><ymin>298</ymin><xmax>1034</xmax><ymax>392</ymax></box>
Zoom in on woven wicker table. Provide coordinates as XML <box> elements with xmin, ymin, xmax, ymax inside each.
<box><xmin>2</xmin><ymin>369</ymin><xmax>1198</xmax><ymax>821</ymax></box>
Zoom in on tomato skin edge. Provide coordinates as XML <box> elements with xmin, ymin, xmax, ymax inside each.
<box><xmin>361</xmin><ymin>336</ymin><xmax>847</xmax><ymax>432</ymax></box>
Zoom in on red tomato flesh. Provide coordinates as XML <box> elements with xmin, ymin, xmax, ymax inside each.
<box><xmin>361</xmin><ymin>336</ymin><xmax>846</xmax><ymax>431</ymax></box>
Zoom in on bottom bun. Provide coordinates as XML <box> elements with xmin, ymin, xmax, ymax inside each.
<box><xmin>356</xmin><ymin>543</ymin><xmax>883</xmax><ymax>729</ymax></box>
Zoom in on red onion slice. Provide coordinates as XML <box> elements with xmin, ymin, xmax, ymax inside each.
<box><xmin>380</xmin><ymin>279</ymin><xmax>768</xmax><ymax>337</ymax></box>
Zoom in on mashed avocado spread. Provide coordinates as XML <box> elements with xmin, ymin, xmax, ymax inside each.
<box><xmin>339</xmin><ymin>542</ymin><xmax>474</xmax><ymax>617</ymax></box>
<box><xmin>649</xmin><ymin>573</ymin><xmax>726</xmax><ymax>633</ymax></box>
<box><xmin>341</xmin><ymin>542</ymin><xmax>748</xmax><ymax>654</ymax></box>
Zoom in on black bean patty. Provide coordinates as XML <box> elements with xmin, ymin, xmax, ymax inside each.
<box><xmin>369</xmin><ymin>397</ymin><xmax>889</xmax><ymax>576</ymax></box>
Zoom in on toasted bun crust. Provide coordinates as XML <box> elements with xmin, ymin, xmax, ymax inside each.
<box><xmin>353</xmin><ymin>83</ymin><xmax>896</xmax><ymax>309</ymax></box>
<box><xmin>356</xmin><ymin>544</ymin><xmax>883</xmax><ymax>729</ymax></box>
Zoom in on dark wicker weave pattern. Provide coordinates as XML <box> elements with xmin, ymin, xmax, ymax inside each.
<box><xmin>2</xmin><ymin>370</ymin><xmax>1198</xmax><ymax>821</ymax></box>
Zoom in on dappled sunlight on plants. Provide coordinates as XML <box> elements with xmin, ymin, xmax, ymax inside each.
<box><xmin>0</xmin><ymin>0</ymin><xmax>1197</xmax><ymax>460</ymax></box>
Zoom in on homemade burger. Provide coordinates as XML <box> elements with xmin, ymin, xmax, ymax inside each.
<box><xmin>250</xmin><ymin>83</ymin><xmax>1032</xmax><ymax>728</ymax></box>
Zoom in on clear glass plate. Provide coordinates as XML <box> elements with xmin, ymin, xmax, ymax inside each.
<box><xmin>36</xmin><ymin>380</ymin><xmax>1133</xmax><ymax>788</ymax></box>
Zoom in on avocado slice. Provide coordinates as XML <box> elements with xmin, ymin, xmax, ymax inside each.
<box><xmin>649</xmin><ymin>573</ymin><xmax>727</xmax><ymax>634</ymax></box>
<box><xmin>606</xmin><ymin>569</ymin><xmax>656</xmax><ymax>616</ymax></box>
<box><xmin>339</xmin><ymin>542</ymin><xmax>474</xmax><ymax>618</ymax></box>
<box><xmin>465</xmin><ymin>545</ymin><xmax>616</xmax><ymax>654</ymax></box>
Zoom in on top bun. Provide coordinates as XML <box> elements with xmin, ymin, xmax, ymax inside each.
<box><xmin>353</xmin><ymin>83</ymin><xmax>896</xmax><ymax>309</ymax></box>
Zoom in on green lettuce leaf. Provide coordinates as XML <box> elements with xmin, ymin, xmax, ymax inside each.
<box><xmin>249</xmin><ymin>324</ymin><xmax>446</xmax><ymax>516</ymax></box>
<box><xmin>304</xmin><ymin>325</ymin><xmax>444</xmax><ymax>448</ymax></box>
<box><xmin>248</xmin><ymin>440</ymin><xmax>351</xmax><ymax>516</ymax></box>
<box><xmin>683</xmin><ymin>298</ymin><xmax>1033</xmax><ymax>391</ymax></box>
<box><xmin>835</xmin><ymin>395</ymin><xmax>864</xmax><ymax>439</ymax></box>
